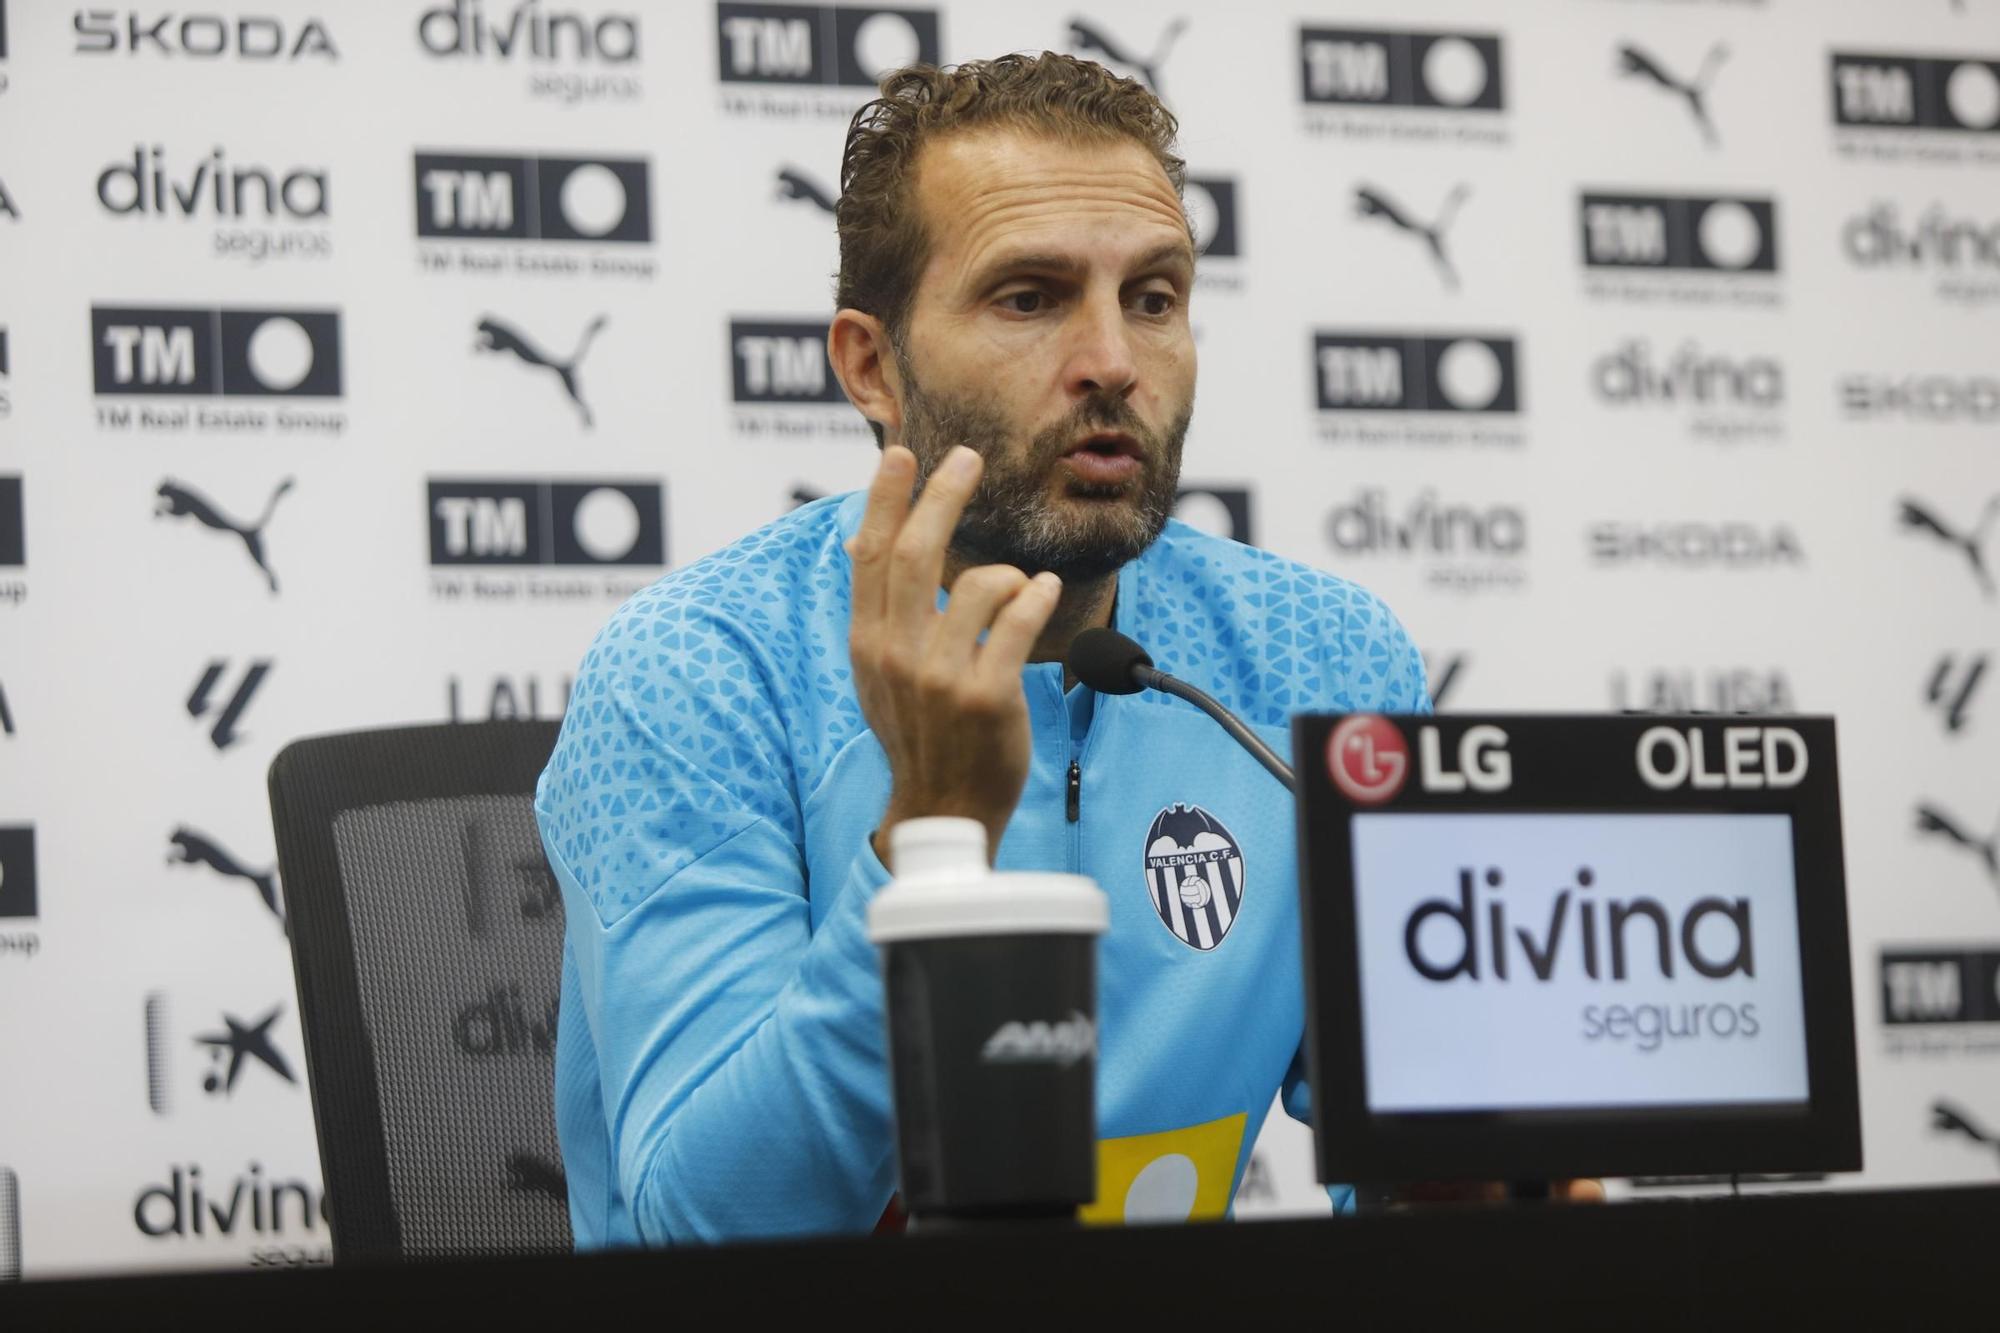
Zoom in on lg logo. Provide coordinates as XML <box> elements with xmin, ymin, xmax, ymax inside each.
<box><xmin>1581</xmin><ymin>193</ymin><xmax>1778</xmax><ymax>272</ymax></box>
<box><xmin>1300</xmin><ymin>27</ymin><xmax>1503</xmax><ymax>111</ymax></box>
<box><xmin>1314</xmin><ymin>333</ymin><xmax>1519</xmax><ymax>413</ymax></box>
<box><xmin>91</xmin><ymin>307</ymin><xmax>342</xmax><ymax>397</ymax></box>
<box><xmin>414</xmin><ymin>152</ymin><xmax>651</xmax><ymax>242</ymax></box>
<box><xmin>715</xmin><ymin>3</ymin><xmax>939</xmax><ymax>87</ymax></box>
<box><xmin>1326</xmin><ymin>717</ymin><xmax>1509</xmax><ymax>806</ymax></box>
<box><xmin>1833</xmin><ymin>53</ymin><xmax>2000</xmax><ymax>131</ymax></box>
<box><xmin>428</xmin><ymin>479</ymin><xmax>666</xmax><ymax>566</ymax></box>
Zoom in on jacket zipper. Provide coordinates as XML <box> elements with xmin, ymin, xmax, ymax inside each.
<box><xmin>1066</xmin><ymin>759</ymin><xmax>1081</xmax><ymax>822</ymax></box>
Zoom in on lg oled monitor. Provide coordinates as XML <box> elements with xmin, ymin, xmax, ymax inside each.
<box><xmin>1293</xmin><ymin>713</ymin><xmax>1861</xmax><ymax>1184</ymax></box>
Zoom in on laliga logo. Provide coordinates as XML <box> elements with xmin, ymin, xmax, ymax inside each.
<box><xmin>1327</xmin><ymin>716</ymin><xmax>1512</xmax><ymax>804</ymax></box>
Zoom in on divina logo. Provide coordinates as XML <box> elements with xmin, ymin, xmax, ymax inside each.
<box><xmin>1328</xmin><ymin>490</ymin><xmax>1527</xmax><ymax>554</ymax></box>
<box><xmin>428</xmin><ymin>479</ymin><xmax>665</xmax><ymax>566</ymax></box>
<box><xmin>1355</xmin><ymin>184</ymin><xmax>1468</xmax><ymax>290</ymax></box>
<box><xmin>1314</xmin><ymin>333</ymin><xmax>1518</xmax><ymax>413</ymax></box>
<box><xmin>1833</xmin><ymin>53</ymin><xmax>2000</xmax><ymax>131</ymax></box>
<box><xmin>418</xmin><ymin>1</ymin><xmax>639</xmax><ymax>62</ymax></box>
<box><xmin>91</xmin><ymin>307</ymin><xmax>342</xmax><ymax>397</ymax></box>
<box><xmin>731</xmin><ymin>320</ymin><xmax>842</xmax><ymax>404</ymax></box>
<box><xmin>132</xmin><ymin>1164</ymin><xmax>327</xmax><ymax>1243</ymax></box>
<box><xmin>1588</xmin><ymin>522</ymin><xmax>1804</xmax><ymax>569</ymax></box>
<box><xmin>74</xmin><ymin>11</ymin><xmax>337</xmax><ymax>59</ymax></box>
<box><xmin>1065</xmin><ymin>17</ymin><xmax>1186</xmax><ymax>97</ymax></box>
<box><xmin>1404</xmin><ymin>864</ymin><xmax>1755</xmax><ymax>983</ymax></box>
<box><xmin>96</xmin><ymin>146</ymin><xmax>327</xmax><ymax>220</ymax></box>
<box><xmin>1617</xmin><ymin>41</ymin><xmax>1728</xmax><ymax>146</ymax></box>
<box><xmin>452</xmin><ymin>983</ymin><xmax>557</xmax><ymax>1056</ymax></box>
<box><xmin>1580</xmin><ymin>192</ymin><xmax>1777</xmax><ymax>271</ymax></box>
<box><xmin>414</xmin><ymin>152</ymin><xmax>651</xmax><ymax>243</ymax></box>
<box><xmin>1843</xmin><ymin>202</ymin><xmax>2000</xmax><ymax>269</ymax></box>
<box><xmin>156</xmin><ymin>477</ymin><xmax>292</xmax><ymax>593</ymax></box>
<box><xmin>1299</xmin><ymin>28</ymin><xmax>1503</xmax><ymax>110</ymax></box>
<box><xmin>1593</xmin><ymin>340</ymin><xmax>1784</xmax><ymax>408</ymax></box>
<box><xmin>715</xmin><ymin>3</ymin><xmax>940</xmax><ymax>87</ymax></box>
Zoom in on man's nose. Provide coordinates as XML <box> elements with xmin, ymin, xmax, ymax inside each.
<box><xmin>1065</xmin><ymin>294</ymin><xmax>1139</xmax><ymax>400</ymax></box>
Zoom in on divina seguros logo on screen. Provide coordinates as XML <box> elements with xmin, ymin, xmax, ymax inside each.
<box><xmin>1337</xmin><ymin>719</ymin><xmax>1814</xmax><ymax>1112</ymax></box>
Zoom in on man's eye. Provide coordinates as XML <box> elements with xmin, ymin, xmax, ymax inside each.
<box><xmin>1003</xmin><ymin>291</ymin><xmax>1045</xmax><ymax>314</ymax></box>
<box><xmin>1136</xmin><ymin>291</ymin><xmax>1176</xmax><ymax>316</ymax></box>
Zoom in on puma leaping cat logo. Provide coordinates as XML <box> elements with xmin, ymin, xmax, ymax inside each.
<box><xmin>1355</xmin><ymin>184</ymin><xmax>1469</xmax><ymax>291</ymax></box>
<box><xmin>475</xmin><ymin>315</ymin><xmax>607</xmax><ymax>428</ymax></box>
<box><xmin>1899</xmin><ymin>495</ymin><xmax>2000</xmax><ymax>599</ymax></box>
<box><xmin>1617</xmin><ymin>42</ymin><xmax>1729</xmax><ymax>146</ymax></box>
<box><xmin>1066</xmin><ymin>17</ymin><xmax>1187</xmax><ymax>96</ymax></box>
<box><xmin>1914</xmin><ymin>803</ymin><xmax>2000</xmax><ymax>888</ymax></box>
<box><xmin>1933</xmin><ymin>1100</ymin><xmax>2000</xmax><ymax>1164</ymax></box>
<box><xmin>168</xmin><ymin>826</ymin><xmax>284</xmax><ymax>925</ymax></box>
<box><xmin>155</xmin><ymin>478</ymin><xmax>293</xmax><ymax>594</ymax></box>
<box><xmin>775</xmin><ymin>166</ymin><xmax>836</xmax><ymax>215</ymax></box>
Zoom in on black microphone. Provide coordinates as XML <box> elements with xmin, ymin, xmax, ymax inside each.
<box><xmin>1068</xmin><ymin>627</ymin><xmax>1296</xmax><ymax>791</ymax></box>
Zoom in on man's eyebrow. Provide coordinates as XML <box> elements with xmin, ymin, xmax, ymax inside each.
<box><xmin>970</xmin><ymin>242</ymin><xmax>1197</xmax><ymax>288</ymax></box>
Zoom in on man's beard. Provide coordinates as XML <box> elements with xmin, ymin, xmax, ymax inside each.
<box><xmin>898</xmin><ymin>358</ymin><xmax>1191</xmax><ymax>584</ymax></box>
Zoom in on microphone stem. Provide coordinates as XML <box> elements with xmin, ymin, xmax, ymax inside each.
<box><xmin>1136</xmin><ymin>668</ymin><xmax>1297</xmax><ymax>792</ymax></box>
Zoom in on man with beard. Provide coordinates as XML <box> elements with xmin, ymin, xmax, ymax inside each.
<box><xmin>536</xmin><ymin>53</ymin><xmax>1429</xmax><ymax>1248</ymax></box>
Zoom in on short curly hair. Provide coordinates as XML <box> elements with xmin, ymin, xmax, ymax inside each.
<box><xmin>836</xmin><ymin>52</ymin><xmax>1187</xmax><ymax>345</ymax></box>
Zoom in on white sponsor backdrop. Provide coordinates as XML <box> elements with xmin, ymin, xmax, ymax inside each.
<box><xmin>2</xmin><ymin>0</ymin><xmax>1999</xmax><ymax>1277</ymax></box>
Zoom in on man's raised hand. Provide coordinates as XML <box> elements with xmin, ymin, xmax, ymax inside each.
<box><xmin>845</xmin><ymin>445</ymin><xmax>1063</xmax><ymax>868</ymax></box>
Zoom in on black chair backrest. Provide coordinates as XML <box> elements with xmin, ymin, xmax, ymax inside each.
<box><xmin>268</xmin><ymin>721</ymin><xmax>570</xmax><ymax>1263</ymax></box>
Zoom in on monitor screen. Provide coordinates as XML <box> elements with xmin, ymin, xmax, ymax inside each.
<box><xmin>1292</xmin><ymin>714</ymin><xmax>1861</xmax><ymax>1183</ymax></box>
<box><xmin>1352</xmin><ymin>811</ymin><xmax>1809</xmax><ymax>1115</ymax></box>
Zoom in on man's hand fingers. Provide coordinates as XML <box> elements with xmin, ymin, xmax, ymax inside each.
<box><xmin>926</xmin><ymin>564</ymin><xmax>1031</xmax><ymax>681</ymax></box>
<box><xmin>887</xmin><ymin>447</ymin><xmax>981</xmax><ymax>631</ymax></box>
<box><xmin>846</xmin><ymin>446</ymin><xmax>917</xmax><ymax>628</ymax></box>
<box><xmin>973</xmin><ymin>571</ymin><xmax>1063</xmax><ymax>688</ymax></box>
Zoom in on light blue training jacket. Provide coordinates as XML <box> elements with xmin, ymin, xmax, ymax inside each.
<box><xmin>535</xmin><ymin>490</ymin><xmax>1429</xmax><ymax>1245</ymax></box>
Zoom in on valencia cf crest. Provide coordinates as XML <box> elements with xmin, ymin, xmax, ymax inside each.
<box><xmin>1143</xmin><ymin>804</ymin><xmax>1246</xmax><ymax>952</ymax></box>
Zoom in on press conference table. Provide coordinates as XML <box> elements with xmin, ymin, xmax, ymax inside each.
<box><xmin>7</xmin><ymin>1184</ymin><xmax>1994</xmax><ymax>1325</ymax></box>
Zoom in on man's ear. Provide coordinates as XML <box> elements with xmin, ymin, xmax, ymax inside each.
<box><xmin>828</xmin><ymin>310</ymin><xmax>903</xmax><ymax>440</ymax></box>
